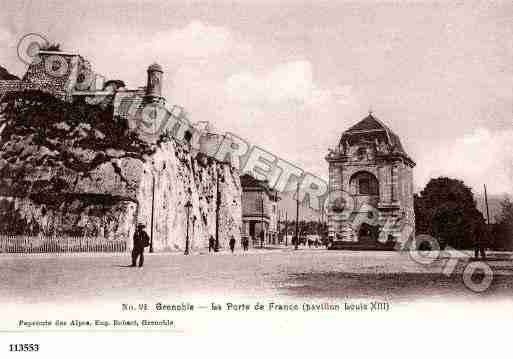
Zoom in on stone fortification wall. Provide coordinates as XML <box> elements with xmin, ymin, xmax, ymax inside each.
<box><xmin>0</xmin><ymin>90</ymin><xmax>242</xmax><ymax>251</ymax></box>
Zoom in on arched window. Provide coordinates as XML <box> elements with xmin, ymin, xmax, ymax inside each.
<box><xmin>350</xmin><ymin>171</ymin><xmax>379</xmax><ymax>195</ymax></box>
<box><xmin>357</xmin><ymin>147</ymin><xmax>367</xmax><ymax>160</ymax></box>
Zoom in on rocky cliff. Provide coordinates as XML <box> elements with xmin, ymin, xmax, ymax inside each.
<box><xmin>0</xmin><ymin>90</ymin><xmax>242</xmax><ymax>251</ymax></box>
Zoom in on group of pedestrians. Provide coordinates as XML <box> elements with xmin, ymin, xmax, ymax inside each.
<box><xmin>129</xmin><ymin>223</ymin><xmax>253</xmax><ymax>267</ymax></box>
<box><xmin>132</xmin><ymin>220</ymin><xmax>494</xmax><ymax>267</ymax></box>
<box><xmin>208</xmin><ymin>234</ymin><xmax>250</xmax><ymax>253</ymax></box>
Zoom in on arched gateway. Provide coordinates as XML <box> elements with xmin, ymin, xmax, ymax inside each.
<box><xmin>325</xmin><ymin>113</ymin><xmax>416</xmax><ymax>250</ymax></box>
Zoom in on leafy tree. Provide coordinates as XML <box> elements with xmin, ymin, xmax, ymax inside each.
<box><xmin>493</xmin><ymin>197</ymin><xmax>513</xmax><ymax>250</ymax></box>
<box><xmin>414</xmin><ymin>177</ymin><xmax>484</xmax><ymax>249</ymax></box>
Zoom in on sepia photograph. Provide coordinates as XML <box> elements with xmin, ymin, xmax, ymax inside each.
<box><xmin>0</xmin><ymin>0</ymin><xmax>512</xmax><ymax>356</ymax></box>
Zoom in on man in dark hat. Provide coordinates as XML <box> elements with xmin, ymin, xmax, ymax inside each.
<box><xmin>131</xmin><ymin>223</ymin><xmax>150</xmax><ymax>267</ymax></box>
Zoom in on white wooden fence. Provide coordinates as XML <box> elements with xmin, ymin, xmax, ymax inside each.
<box><xmin>0</xmin><ymin>235</ymin><xmax>127</xmax><ymax>253</ymax></box>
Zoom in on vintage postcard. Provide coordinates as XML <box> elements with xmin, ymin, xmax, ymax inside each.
<box><xmin>0</xmin><ymin>0</ymin><xmax>512</xmax><ymax>356</ymax></box>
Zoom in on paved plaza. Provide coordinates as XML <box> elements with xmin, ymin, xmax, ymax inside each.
<box><xmin>2</xmin><ymin>248</ymin><xmax>513</xmax><ymax>305</ymax></box>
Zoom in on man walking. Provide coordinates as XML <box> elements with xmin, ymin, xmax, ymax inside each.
<box><xmin>131</xmin><ymin>223</ymin><xmax>150</xmax><ymax>267</ymax></box>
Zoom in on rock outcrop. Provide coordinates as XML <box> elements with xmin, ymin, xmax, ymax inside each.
<box><xmin>0</xmin><ymin>65</ymin><xmax>19</xmax><ymax>80</ymax></box>
<box><xmin>0</xmin><ymin>91</ymin><xmax>242</xmax><ymax>251</ymax></box>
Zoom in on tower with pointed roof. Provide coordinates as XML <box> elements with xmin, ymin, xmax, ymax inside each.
<box><xmin>325</xmin><ymin>112</ymin><xmax>415</xmax><ymax>249</ymax></box>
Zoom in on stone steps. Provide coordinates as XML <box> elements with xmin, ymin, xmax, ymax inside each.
<box><xmin>328</xmin><ymin>240</ymin><xmax>396</xmax><ymax>251</ymax></box>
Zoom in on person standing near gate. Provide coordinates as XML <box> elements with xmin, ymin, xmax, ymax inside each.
<box><xmin>131</xmin><ymin>223</ymin><xmax>150</xmax><ymax>267</ymax></box>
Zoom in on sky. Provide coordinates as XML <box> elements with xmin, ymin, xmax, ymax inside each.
<box><xmin>0</xmin><ymin>0</ymin><xmax>512</xmax><ymax>198</ymax></box>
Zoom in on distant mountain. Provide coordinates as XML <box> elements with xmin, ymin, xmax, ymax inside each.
<box><xmin>0</xmin><ymin>65</ymin><xmax>19</xmax><ymax>80</ymax></box>
<box><xmin>276</xmin><ymin>190</ymin><xmax>509</xmax><ymax>223</ymax></box>
<box><xmin>475</xmin><ymin>193</ymin><xmax>509</xmax><ymax>224</ymax></box>
<box><xmin>276</xmin><ymin>191</ymin><xmax>324</xmax><ymax>221</ymax></box>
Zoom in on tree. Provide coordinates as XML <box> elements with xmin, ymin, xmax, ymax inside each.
<box><xmin>414</xmin><ymin>177</ymin><xmax>484</xmax><ymax>249</ymax></box>
<box><xmin>493</xmin><ymin>197</ymin><xmax>513</xmax><ymax>250</ymax></box>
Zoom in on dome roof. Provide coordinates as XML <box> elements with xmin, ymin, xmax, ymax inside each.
<box><xmin>340</xmin><ymin>113</ymin><xmax>414</xmax><ymax>164</ymax></box>
<box><xmin>147</xmin><ymin>63</ymin><xmax>163</xmax><ymax>72</ymax></box>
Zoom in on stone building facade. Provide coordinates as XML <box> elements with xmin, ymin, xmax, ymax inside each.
<box><xmin>240</xmin><ymin>174</ymin><xmax>280</xmax><ymax>246</ymax></box>
<box><xmin>325</xmin><ymin>113</ymin><xmax>415</xmax><ymax>249</ymax></box>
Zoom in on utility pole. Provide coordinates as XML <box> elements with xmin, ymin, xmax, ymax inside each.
<box><xmin>276</xmin><ymin>209</ymin><xmax>279</xmax><ymax>244</ymax></box>
<box><xmin>260</xmin><ymin>192</ymin><xmax>264</xmax><ymax>248</ymax></box>
<box><xmin>277</xmin><ymin>208</ymin><xmax>281</xmax><ymax>245</ymax></box>
<box><xmin>184</xmin><ymin>200</ymin><xmax>192</xmax><ymax>255</ymax></box>
<box><xmin>294</xmin><ymin>181</ymin><xmax>299</xmax><ymax>250</ymax></box>
<box><xmin>320</xmin><ymin>202</ymin><xmax>324</xmax><ymax>224</ymax></box>
<box><xmin>285</xmin><ymin>211</ymin><xmax>288</xmax><ymax>246</ymax></box>
<box><xmin>318</xmin><ymin>212</ymin><xmax>321</xmax><ymax>238</ymax></box>
<box><xmin>319</xmin><ymin>202</ymin><xmax>324</xmax><ymax>239</ymax></box>
<box><xmin>150</xmin><ymin>175</ymin><xmax>155</xmax><ymax>253</ymax></box>
<box><xmin>484</xmin><ymin>184</ymin><xmax>490</xmax><ymax>226</ymax></box>
<box><xmin>215</xmin><ymin>168</ymin><xmax>220</xmax><ymax>252</ymax></box>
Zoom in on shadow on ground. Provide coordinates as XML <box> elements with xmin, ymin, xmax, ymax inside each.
<box><xmin>280</xmin><ymin>271</ymin><xmax>513</xmax><ymax>301</ymax></box>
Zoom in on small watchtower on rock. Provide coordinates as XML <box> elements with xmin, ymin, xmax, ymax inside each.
<box><xmin>145</xmin><ymin>63</ymin><xmax>164</xmax><ymax>105</ymax></box>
